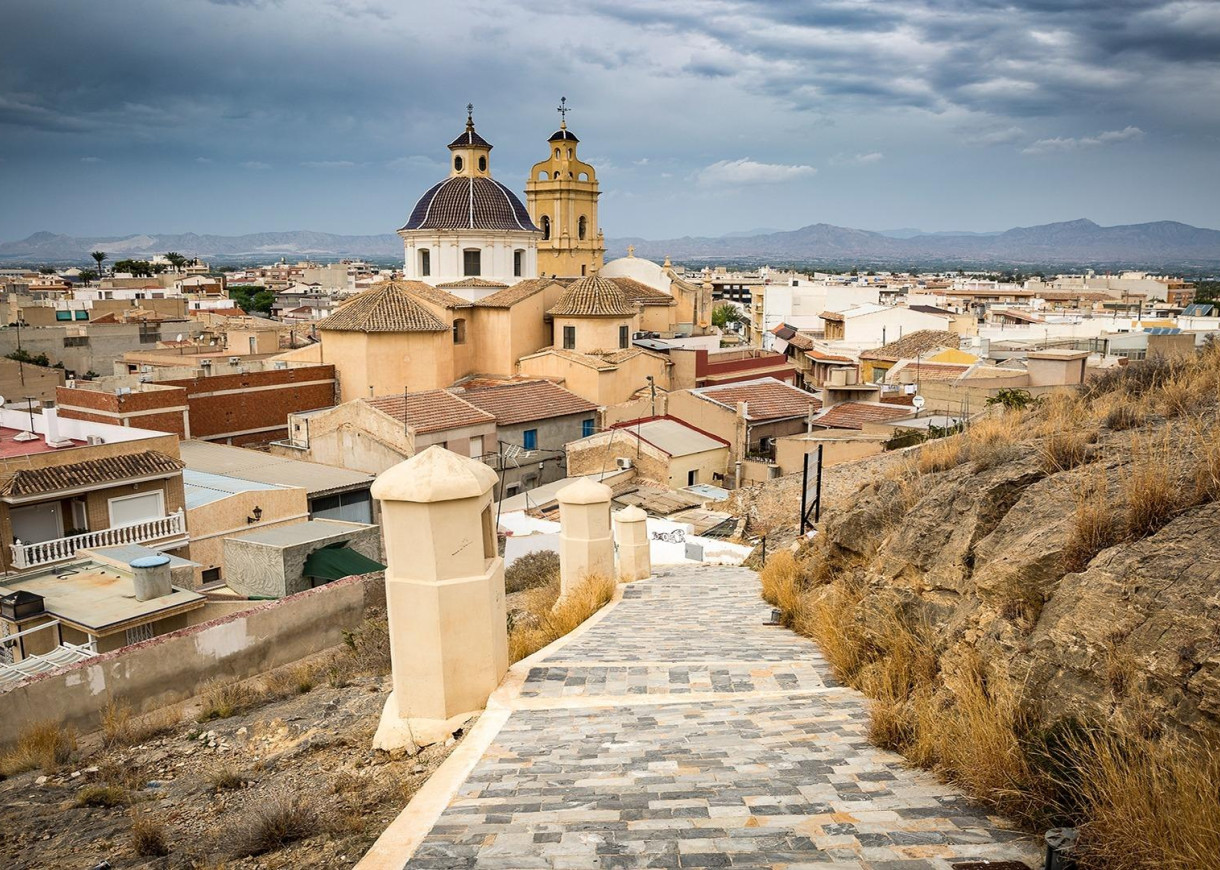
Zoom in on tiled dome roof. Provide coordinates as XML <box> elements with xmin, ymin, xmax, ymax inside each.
<box><xmin>315</xmin><ymin>281</ymin><xmax>449</xmax><ymax>333</ymax></box>
<box><xmin>547</xmin><ymin>275</ymin><xmax>638</xmax><ymax>317</ymax></box>
<box><xmin>548</xmin><ymin>128</ymin><xmax>580</xmax><ymax>143</ymax></box>
<box><xmin>401</xmin><ymin>177</ymin><xmax>539</xmax><ymax>233</ymax></box>
<box><xmin>449</xmin><ymin>125</ymin><xmax>493</xmax><ymax>150</ymax></box>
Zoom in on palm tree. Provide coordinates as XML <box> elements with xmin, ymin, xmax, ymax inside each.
<box><xmin>90</xmin><ymin>250</ymin><xmax>107</xmax><ymax>277</ymax></box>
<box><xmin>164</xmin><ymin>252</ymin><xmax>187</xmax><ymax>272</ymax></box>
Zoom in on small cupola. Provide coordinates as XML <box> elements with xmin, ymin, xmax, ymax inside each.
<box><xmin>448</xmin><ymin>103</ymin><xmax>492</xmax><ymax>178</ymax></box>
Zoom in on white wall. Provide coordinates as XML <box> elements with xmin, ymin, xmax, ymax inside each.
<box><xmin>401</xmin><ymin>231</ymin><xmax>539</xmax><ymax>290</ymax></box>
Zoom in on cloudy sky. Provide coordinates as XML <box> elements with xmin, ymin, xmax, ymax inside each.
<box><xmin>2</xmin><ymin>0</ymin><xmax>1218</xmax><ymax>241</ymax></box>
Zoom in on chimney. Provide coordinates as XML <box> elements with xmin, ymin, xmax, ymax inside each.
<box><xmin>42</xmin><ymin>405</ymin><xmax>73</xmax><ymax>448</ymax></box>
<box><xmin>130</xmin><ymin>555</ymin><xmax>173</xmax><ymax>602</ymax></box>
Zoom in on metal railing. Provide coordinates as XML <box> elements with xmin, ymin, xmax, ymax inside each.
<box><xmin>10</xmin><ymin>509</ymin><xmax>187</xmax><ymax>570</ymax></box>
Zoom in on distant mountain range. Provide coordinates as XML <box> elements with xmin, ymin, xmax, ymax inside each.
<box><xmin>3</xmin><ymin>218</ymin><xmax>1218</xmax><ymax>269</ymax></box>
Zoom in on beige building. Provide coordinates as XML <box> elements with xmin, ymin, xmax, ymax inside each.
<box><xmin>566</xmin><ymin>417</ymin><xmax>731</xmax><ymax>489</ymax></box>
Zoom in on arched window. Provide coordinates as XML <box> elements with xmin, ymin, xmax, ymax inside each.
<box><xmin>578</xmin><ymin>216</ymin><xmax>587</xmax><ymax>240</ymax></box>
<box><xmin>418</xmin><ymin>249</ymin><xmax>430</xmax><ymax>277</ymax></box>
<box><xmin>513</xmin><ymin>249</ymin><xmax>524</xmax><ymax>277</ymax></box>
<box><xmin>553</xmin><ymin>171</ymin><xmax>560</xmax><ymax>179</ymax></box>
<box><xmin>567</xmin><ymin>148</ymin><xmax>573</xmax><ymax>158</ymax></box>
<box><xmin>541</xmin><ymin>216</ymin><xmax>551</xmax><ymax>240</ymax></box>
<box><xmin>578</xmin><ymin>172</ymin><xmax>589</xmax><ymax>181</ymax></box>
<box><xmin>478</xmin><ymin>155</ymin><xmax>487</xmax><ymax>172</ymax></box>
<box><xmin>554</xmin><ymin>148</ymin><xmax>560</xmax><ymax>158</ymax></box>
<box><xmin>452</xmin><ymin>318</ymin><xmax>467</xmax><ymax>344</ymax></box>
<box><xmin>538</xmin><ymin>170</ymin><xmax>548</xmax><ymax>180</ymax></box>
<box><xmin>453</xmin><ymin>155</ymin><xmax>463</xmax><ymax>171</ymax></box>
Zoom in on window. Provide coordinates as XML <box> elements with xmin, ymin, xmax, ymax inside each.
<box><xmin>513</xmin><ymin>249</ymin><xmax>525</xmax><ymax>277</ymax></box>
<box><xmin>562</xmin><ymin>325</ymin><xmax>575</xmax><ymax>349</ymax></box>
<box><xmin>582</xmin><ymin>418</ymin><xmax>594</xmax><ymax>437</ymax></box>
<box><xmin>688</xmin><ymin>469</ymin><xmax>699</xmax><ymax>486</ymax></box>
<box><xmin>452</xmin><ymin>317</ymin><xmax>467</xmax><ymax>344</ymax></box>
<box><xmin>619</xmin><ymin>324</ymin><xmax>629</xmax><ymax>349</ymax></box>
<box><xmin>125</xmin><ymin>623</ymin><xmax>155</xmax><ymax>646</ymax></box>
<box><xmin>310</xmin><ymin>489</ymin><xmax>373</xmax><ymax>524</ymax></box>
<box><xmin>108</xmin><ymin>490</ymin><xmax>165</xmax><ymax>527</ymax></box>
<box><xmin>578</xmin><ymin>216</ymin><xmax>587</xmax><ymax>240</ymax></box>
<box><xmin>523</xmin><ymin>429</ymin><xmax>538</xmax><ymax>450</ymax></box>
<box><xmin>541</xmin><ymin>216</ymin><xmax>551</xmax><ymax>240</ymax></box>
<box><xmin>463</xmin><ymin>248</ymin><xmax>481</xmax><ymax>276</ymax></box>
<box><xmin>567</xmin><ymin>148</ymin><xmax>573</xmax><ymax>158</ymax></box>
<box><xmin>470</xmin><ymin>435</ymin><xmax>484</xmax><ymax>457</ymax></box>
<box><xmin>419</xmin><ymin>249</ymin><xmax>430</xmax><ymax>277</ymax></box>
<box><xmin>453</xmin><ymin>155</ymin><xmax>463</xmax><ymax>171</ymax></box>
<box><xmin>581</xmin><ymin>265</ymin><xmax>587</xmax><ymax>276</ymax></box>
<box><xmin>74</xmin><ymin>310</ymin><xmax>88</xmax><ymax>320</ymax></box>
<box><xmin>478</xmin><ymin>155</ymin><xmax>487</xmax><ymax>172</ymax></box>
<box><xmin>554</xmin><ymin>148</ymin><xmax>560</xmax><ymax>158</ymax></box>
<box><xmin>55</xmin><ymin>310</ymin><xmax>72</xmax><ymax>321</ymax></box>
<box><xmin>201</xmin><ymin>567</ymin><xmax>222</xmax><ymax>585</ymax></box>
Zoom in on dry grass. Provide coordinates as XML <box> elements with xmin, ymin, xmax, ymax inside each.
<box><xmin>100</xmin><ymin>700</ymin><xmax>181</xmax><ymax>750</ymax></box>
<box><xmin>916</xmin><ymin>436</ymin><xmax>966</xmax><ymax>474</ymax></box>
<box><xmin>196</xmin><ymin>679</ymin><xmax>257</xmax><ymax>723</ymax></box>
<box><xmin>1122</xmin><ymin>438</ymin><xmax>1184</xmax><ymax>540</ymax></box>
<box><xmin>75</xmin><ymin>784</ymin><xmax>130</xmax><ymax>807</ymax></box>
<box><xmin>0</xmin><ymin>720</ymin><xmax>76</xmax><ymax>775</ymax></box>
<box><xmin>1068</xmin><ymin>729</ymin><xmax>1220</xmax><ymax>870</ymax></box>
<box><xmin>507</xmin><ymin>574</ymin><xmax>616</xmax><ymax>663</ymax></box>
<box><xmin>338</xmin><ymin>614</ymin><xmax>392</xmax><ymax>676</ymax></box>
<box><xmin>1039</xmin><ymin>429</ymin><xmax>1090</xmax><ymax>473</ymax></box>
<box><xmin>130</xmin><ymin>810</ymin><xmax>169</xmax><ymax>857</ymax></box>
<box><xmin>264</xmin><ymin>663</ymin><xmax>318</xmax><ymax>698</ymax></box>
<box><xmin>207</xmin><ymin>764</ymin><xmax>246</xmax><ymax>791</ymax></box>
<box><xmin>991</xmin><ymin>568</ymin><xmax>1046</xmax><ymax>626</ymax></box>
<box><xmin>232</xmin><ymin>789</ymin><xmax>319</xmax><ymax>857</ymax></box>
<box><xmin>1062</xmin><ymin>476</ymin><xmax>1121</xmax><ymax>574</ymax></box>
<box><xmin>759</xmin><ymin>550</ymin><xmax>801</xmax><ymax>614</ymax></box>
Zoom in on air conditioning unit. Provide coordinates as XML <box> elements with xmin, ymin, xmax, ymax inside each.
<box><xmin>228</xmin><ymin>356</ymin><xmax>240</xmax><ymax>365</ymax></box>
<box><xmin>615</xmin><ymin>457</ymin><xmax>634</xmax><ymax>470</ymax></box>
<box><xmin>199</xmin><ymin>359</ymin><xmax>212</xmax><ymax>367</ymax></box>
<box><xmin>140</xmin><ymin>365</ymin><xmax>152</xmax><ymax>373</ymax></box>
<box><xmin>86</xmin><ymin>435</ymin><xmax>105</xmax><ymax>446</ymax></box>
<box><xmin>274</xmin><ymin>360</ymin><xmax>287</xmax><ymax>370</ymax></box>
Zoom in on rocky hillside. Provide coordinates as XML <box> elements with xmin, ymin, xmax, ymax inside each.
<box><xmin>763</xmin><ymin>345</ymin><xmax>1220</xmax><ymax>868</ymax></box>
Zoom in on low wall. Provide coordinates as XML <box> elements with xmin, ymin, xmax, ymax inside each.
<box><xmin>0</xmin><ymin>573</ymin><xmax>386</xmax><ymax>747</ymax></box>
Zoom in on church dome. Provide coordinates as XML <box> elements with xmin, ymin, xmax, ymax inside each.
<box><xmin>548</xmin><ymin>128</ymin><xmax>579</xmax><ymax>143</ymax></box>
<box><xmin>401</xmin><ymin>176</ymin><xmax>539</xmax><ymax>233</ymax></box>
<box><xmin>547</xmin><ymin>275</ymin><xmax>637</xmax><ymax>317</ymax></box>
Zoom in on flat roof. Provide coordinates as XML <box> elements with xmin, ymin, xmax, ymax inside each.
<box><xmin>0</xmin><ymin>560</ymin><xmax>204</xmax><ymax>635</ymax></box>
<box><xmin>183</xmin><ymin>468</ymin><xmax>289</xmax><ymax>509</ymax></box>
<box><xmin>0</xmin><ymin>427</ymin><xmax>85</xmax><ymax>459</ymax></box>
<box><xmin>619</xmin><ymin>418</ymin><xmax>728</xmax><ymax>457</ymax></box>
<box><xmin>179</xmin><ymin>440</ymin><xmax>372</xmax><ymax>498</ymax></box>
<box><xmin>229</xmin><ymin>519</ymin><xmax>371</xmax><ymax>548</ymax></box>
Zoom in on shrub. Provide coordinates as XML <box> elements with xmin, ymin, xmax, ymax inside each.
<box><xmin>1123</xmin><ymin>449</ymin><xmax>1183</xmax><ymax>540</ymax></box>
<box><xmin>340</xmin><ymin>615</ymin><xmax>392</xmax><ymax>676</ymax></box>
<box><xmin>986</xmin><ymin>387</ymin><xmax>1038</xmax><ymax>410</ymax></box>
<box><xmin>233</xmin><ymin>789</ymin><xmax>319</xmax><ymax>857</ymax></box>
<box><xmin>0</xmin><ymin>721</ymin><xmax>76</xmax><ymax>775</ymax></box>
<box><xmin>916</xmin><ymin>436</ymin><xmax>965</xmax><ymax>474</ymax></box>
<box><xmin>101</xmin><ymin>700</ymin><xmax>181</xmax><ymax>750</ymax></box>
<box><xmin>507</xmin><ymin>574</ymin><xmax>616</xmax><ymax>663</ymax></box>
<box><xmin>207</xmin><ymin>764</ymin><xmax>246</xmax><ymax>791</ymax></box>
<box><xmin>196</xmin><ymin>679</ymin><xmax>255</xmax><ymax>723</ymax></box>
<box><xmin>1104</xmin><ymin>403</ymin><xmax>1144</xmax><ymax>431</ymax></box>
<box><xmin>130</xmin><ymin>811</ymin><xmax>169</xmax><ymax>857</ymax></box>
<box><xmin>759</xmin><ymin>550</ymin><xmax>801</xmax><ymax>614</ymax></box>
<box><xmin>1062</xmin><ymin>488</ymin><xmax>1121</xmax><ymax>574</ymax></box>
<box><xmin>264</xmin><ymin>663</ymin><xmax>318</xmax><ymax>697</ymax></box>
<box><xmin>1039</xmin><ymin>430</ymin><xmax>1090</xmax><ymax>473</ymax></box>
<box><xmin>505</xmin><ymin>550</ymin><xmax>560</xmax><ymax>594</ymax></box>
<box><xmin>75</xmin><ymin>784</ymin><xmax>130</xmax><ymax>808</ymax></box>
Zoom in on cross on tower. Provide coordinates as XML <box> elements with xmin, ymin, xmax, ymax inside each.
<box><xmin>557</xmin><ymin>96</ymin><xmax>570</xmax><ymax>126</ymax></box>
<box><xmin>466</xmin><ymin>103</ymin><xmax>474</xmax><ymax>125</ymax></box>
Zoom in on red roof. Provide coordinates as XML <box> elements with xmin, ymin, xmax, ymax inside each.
<box><xmin>692</xmin><ymin>378</ymin><xmax>821</xmax><ymax>421</ymax></box>
<box><xmin>810</xmin><ymin>401</ymin><xmax>914</xmax><ymax>430</ymax></box>
<box><xmin>365</xmin><ymin>391</ymin><xmax>494</xmax><ymax>434</ymax></box>
<box><xmin>455</xmin><ymin>380</ymin><xmax>598</xmax><ymax>426</ymax></box>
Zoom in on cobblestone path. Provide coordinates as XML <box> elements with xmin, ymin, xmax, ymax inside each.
<box><xmin>401</xmin><ymin>566</ymin><xmax>1041</xmax><ymax>869</ymax></box>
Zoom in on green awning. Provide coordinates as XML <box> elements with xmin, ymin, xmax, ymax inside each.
<box><xmin>303</xmin><ymin>544</ymin><xmax>385</xmax><ymax>581</ymax></box>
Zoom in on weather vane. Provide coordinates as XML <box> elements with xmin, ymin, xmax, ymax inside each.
<box><xmin>466</xmin><ymin>103</ymin><xmax>474</xmax><ymax>125</ymax></box>
<box><xmin>557</xmin><ymin>96</ymin><xmax>570</xmax><ymax>125</ymax></box>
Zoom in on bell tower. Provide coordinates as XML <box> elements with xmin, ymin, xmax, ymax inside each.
<box><xmin>449</xmin><ymin>103</ymin><xmax>493</xmax><ymax>178</ymax></box>
<box><xmin>526</xmin><ymin>97</ymin><xmax>605</xmax><ymax>278</ymax></box>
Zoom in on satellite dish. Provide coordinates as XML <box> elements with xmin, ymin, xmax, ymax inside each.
<box><xmin>912</xmin><ymin>395</ymin><xmax>926</xmax><ymax>411</ymax></box>
<box><xmin>175</xmin><ymin>333</ymin><xmax>184</xmax><ymax>343</ymax></box>
<box><xmin>0</xmin><ymin>395</ymin><xmax>6</xmax><ymax>408</ymax></box>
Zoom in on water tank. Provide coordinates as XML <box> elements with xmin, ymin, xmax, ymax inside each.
<box><xmin>130</xmin><ymin>555</ymin><xmax>172</xmax><ymax>602</ymax></box>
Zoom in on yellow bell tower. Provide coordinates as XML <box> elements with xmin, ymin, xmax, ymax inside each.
<box><xmin>526</xmin><ymin>97</ymin><xmax>605</xmax><ymax>278</ymax></box>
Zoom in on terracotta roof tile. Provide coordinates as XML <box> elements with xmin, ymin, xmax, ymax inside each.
<box><xmin>547</xmin><ymin>276</ymin><xmax>638</xmax><ymax>317</ymax></box>
<box><xmin>316</xmin><ymin>281</ymin><xmax>449</xmax><ymax>333</ymax></box>
<box><xmin>402</xmin><ymin>281</ymin><xmax>473</xmax><ymax>309</ymax></box>
<box><xmin>692</xmin><ymin>378</ymin><xmax>821</xmax><ymax>421</ymax></box>
<box><xmin>474</xmin><ymin>278</ymin><xmax>556</xmax><ymax>309</ymax></box>
<box><xmin>435</xmin><ymin>278</ymin><xmax>508</xmax><ymax>290</ymax></box>
<box><xmin>400</xmin><ymin>176</ymin><xmax>537</xmax><ymax>233</ymax></box>
<box><xmin>608</xmin><ymin>277</ymin><xmax>674</xmax><ymax>306</ymax></box>
<box><xmin>810</xmin><ymin>401</ymin><xmax>914</xmax><ymax>430</ymax></box>
<box><xmin>0</xmin><ymin>450</ymin><xmax>184</xmax><ymax>499</ymax></box>
<box><xmin>456</xmin><ymin>380</ymin><xmax>598</xmax><ymax>425</ymax></box>
<box><xmin>365</xmin><ymin>390</ymin><xmax>494</xmax><ymax>434</ymax></box>
<box><xmin>805</xmin><ymin>348</ymin><xmax>854</xmax><ymax>362</ymax></box>
<box><xmin>886</xmin><ymin>360</ymin><xmax>971</xmax><ymax>382</ymax></box>
<box><xmin>859</xmin><ymin>330</ymin><xmax>960</xmax><ymax>362</ymax></box>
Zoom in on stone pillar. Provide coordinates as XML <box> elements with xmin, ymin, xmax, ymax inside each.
<box><xmin>556</xmin><ymin>478</ymin><xmax>614</xmax><ymax>597</ymax></box>
<box><xmin>370</xmin><ymin>446</ymin><xmax>508</xmax><ymax>753</ymax></box>
<box><xmin>613</xmin><ymin>505</ymin><xmax>650</xmax><ymax>582</ymax></box>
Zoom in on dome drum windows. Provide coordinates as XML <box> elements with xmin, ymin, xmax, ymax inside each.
<box><xmin>478</xmin><ymin>155</ymin><xmax>487</xmax><ymax>172</ymax></box>
<box><xmin>513</xmin><ymin>249</ymin><xmax>524</xmax><ymax>277</ymax></box>
<box><xmin>419</xmin><ymin>248</ymin><xmax>431</xmax><ymax>277</ymax></box>
<box><xmin>453</xmin><ymin>155</ymin><xmax>463</xmax><ymax>172</ymax></box>
<box><xmin>463</xmin><ymin>248</ymin><xmax>482</xmax><ymax>277</ymax></box>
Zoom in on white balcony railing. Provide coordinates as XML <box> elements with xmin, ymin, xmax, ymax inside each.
<box><xmin>10</xmin><ymin>509</ymin><xmax>187</xmax><ymax>570</ymax></box>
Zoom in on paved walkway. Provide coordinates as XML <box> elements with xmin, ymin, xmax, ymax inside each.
<box><xmin>377</xmin><ymin>566</ymin><xmax>1041</xmax><ymax>870</ymax></box>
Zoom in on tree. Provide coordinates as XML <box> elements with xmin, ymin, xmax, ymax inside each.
<box><xmin>90</xmin><ymin>250</ymin><xmax>107</xmax><ymax>275</ymax></box>
<box><xmin>712</xmin><ymin>303</ymin><xmax>744</xmax><ymax>329</ymax></box>
<box><xmin>79</xmin><ymin>268</ymin><xmax>98</xmax><ymax>283</ymax></box>
<box><xmin>114</xmin><ymin>259</ymin><xmax>153</xmax><ymax>277</ymax></box>
<box><xmin>164</xmin><ymin>252</ymin><xmax>187</xmax><ymax>272</ymax></box>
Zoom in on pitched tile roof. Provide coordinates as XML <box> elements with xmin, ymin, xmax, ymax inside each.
<box><xmin>365</xmin><ymin>391</ymin><xmax>494</xmax><ymax>434</ymax></box>
<box><xmin>315</xmin><ymin>281</ymin><xmax>449</xmax><ymax>333</ymax></box>
<box><xmin>548</xmin><ymin>275</ymin><xmax>638</xmax><ymax>317</ymax></box>
<box><xmin>692</xmin><ymin>377</ymin><xmax>822</xmax><ymax>421</ymax></box>
<box><xmin>403</xmin><ymin>281</ymin><xmax>473</xmax><ymax>310</ymax></box>
<box><xmin>520</xmin><ymin>347</ymin><xmax>617</xmax><ymax>371</ymax></box>
<box><xmin>0</xmin><ymin>450</ymin><xmax>184</xmax><ymax>499</ymax></box>
<box><xmin>859</xmin><ymin>330</ymin><xmax>960</xmax><ymax>361</ymax></box>
<box><xmin>435</xmin><ymin>278</ymin><xmax>508</xmax><ymax>290</ymax></box>
<box><xmin>608</xmin><ymin>277</ymin><xmax>674</xmax><ymax>306</ymax></box>
<box><xmin>456</xmin><ymin>380</ymin><xmax>598</xmax><ymax>425</ymax></box>
<box><xmin>810</xmin><ymin>401</ymin><xmax>915</xmax><ymax>431</ymax></box>
<box><xmin>885</xmin><ymin>360</ymin><xmax>972</xmax><ymax>382</ymax></box>
<box><xmin>805</xmin><ymin>348</ymin><xmax>854</xmax><ymax>363</ymax></box>
<box><xmin>473</xmin><ymin>278</ymin><xmax>556</xmax><ymax>309</ymax></box>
